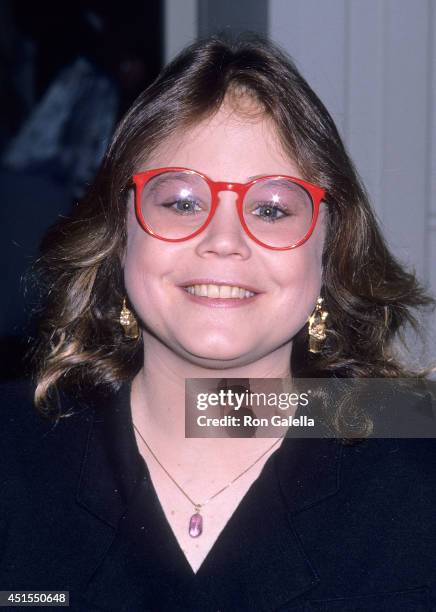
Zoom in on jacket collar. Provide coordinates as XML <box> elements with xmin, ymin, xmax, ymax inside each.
<box><xmin>76</xmin><ymin>383</ymin><xmax>344</xmax><ymax>610</ymax></box>
<box><xmin>75</xmin><ymin>382</ymin><xmax>144</xmax><ymax>528</ymax></box>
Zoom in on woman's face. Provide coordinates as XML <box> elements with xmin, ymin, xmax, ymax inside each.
<box><xmin>124</xmin><ymin>101</ymin><xmax>327</xmax><ymax>370</ymax></box>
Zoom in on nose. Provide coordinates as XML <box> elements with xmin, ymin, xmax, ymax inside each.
<box><xmin>194</xmin><ymin>189</ymin><xmax>251</xmax><ymax>258</ymax></box>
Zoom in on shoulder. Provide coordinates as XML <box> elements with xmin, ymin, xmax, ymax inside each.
<box><xmin>0</xmin><ymin>379</ymin><xmax>96</xmax><ymax>494</ymax></box>
<box><xmin>0</xmin><ymin>380</ymin><xmax>101</xmax><ymax>542</ymax></box>
<box><xmin>299</xmin><ymin>381</ymin><xmax>436</xmax><ymax>506</ymax></box>
<box><xmin>0</xmin><ymin>378</ymin><xmax>37</xmax><ymax>415</ymax></box>
<box><xmin>337</xmin><ymin>434</ymin><xmax>436</xmax><ymax>521</ymax></box>
<box><xmin>340</xmin><ymin>436</ymin><xmax>436</xmax><ymax>485</ymax></box>
<box><xmin>341</xmin><ymin>380</ymin><xmax>436</xmax><ymax>474</ymax></box>
<box><xmin>0</xmin><ymin>378</ymin><xmax>94</xmax><ymax>449</ymax></box>
<box><xmin>0</xmin><ymin>379</ymin><xmax>52</xmax><ymax>453</ymax></box>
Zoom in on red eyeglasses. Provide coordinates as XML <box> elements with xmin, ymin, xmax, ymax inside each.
<box><xmin>132</xmin><ymin>167</ymin><xmax>326</xmax><ymax>250</ymax></box>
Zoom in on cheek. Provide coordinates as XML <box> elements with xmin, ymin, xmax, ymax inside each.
<box><xmin>122</xmin><ymin>198</ymin><xmax>140</xmax><ymax>269</ymax></box>
<box><xmin>273</xmin><ymin>250</ymin><xmax>323</xmax><ymax>326</ymax></box>
<box><xmin>123</xmin><ymin>209</ymin><xmax>157</xmax><ymax>300</ymax></box>
<box><xmin>277</xmin><ymin>246</ymin><xmax>323</xmax><ymax>291</ymax></box>
<box><xmin>314</xmin><ymin>208</ymin><xmax>327</xmax><ymax>262</ymax></box>
<box><xmin>123</xmin><ymin>213</ymin><xmax>175</xmax><ymax>316</ymax></box>
<box><xmin>123</xmin><ymin>233</ymin><xmax>145</xmax><ymax>287</ymax></box>
<box><xmin>123</xmin><ymin>199</ymin><xmax>160</xmax><ymax>279</ymax></box>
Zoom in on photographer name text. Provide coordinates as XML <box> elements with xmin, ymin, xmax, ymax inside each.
<box><xmin>196</xmin><ymin>414</ymin><xmax>314</xmax><ymax>427</ymax></box>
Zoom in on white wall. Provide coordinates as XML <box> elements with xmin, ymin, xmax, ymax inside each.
<box><xmin>270</xmin><ymin>0</ymin><xmax>436</xmax><ymax>366</ymax></box>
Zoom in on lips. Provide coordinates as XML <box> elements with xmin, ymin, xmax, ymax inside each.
<box><xmin>178</xmin><ymin>279</ymin><xmax>262</xmax><ymax>294</ymax></box>
<box><xmin>184</xmin><ymin>285</ymin><xmax>255</xmax><ymax>299</ymax></box>
<box><xmin>179</xmin><ymin>285</ymin><xmax>260</xmax><ymax>307</ymax></box>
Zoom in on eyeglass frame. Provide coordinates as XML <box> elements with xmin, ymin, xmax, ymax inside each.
<box><xmin>132</xmin><ymin>166</ymin><xmax>327</xmax><ymax>251</ymax></box>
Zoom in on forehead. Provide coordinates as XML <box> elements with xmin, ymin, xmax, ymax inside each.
<box><xmin>140</xmin><ymin>100</ymin><xmax>302</xmax><ymax>182</ymax></box>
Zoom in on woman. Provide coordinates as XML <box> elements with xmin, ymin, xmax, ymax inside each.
<box><xmin>1</xmin><ymin>34</ymin><xmax>435</xmax><ymax>611</ymax></box>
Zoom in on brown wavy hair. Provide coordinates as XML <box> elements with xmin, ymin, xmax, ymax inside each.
<box><xmin>28</xmin><ymin>33</ymin><xmax>436</xmax><ymax>435</ymax></box>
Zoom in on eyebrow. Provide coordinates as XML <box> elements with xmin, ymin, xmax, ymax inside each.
<box><xmin>245</xmin><ymin>175</ymin><xmax>299</xmax><ymax>186</ymax></box>
<box><xmin>245</xmin><ymin>174</ymin><xmax>298</xmax><ymax>181</ymax></box>
<box><xmin>144</xmin><ymin>171</ymin><xmax>296</xmax><ymax>184</ymax></box>
<box><xmin>246</xmin><ymin>174</ymin><xmax>267</xmax><ymax>181</ymax></box>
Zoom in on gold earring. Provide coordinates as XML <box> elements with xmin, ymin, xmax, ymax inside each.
<box><xmin>119</xmin><ymin>298</ymin><xmax>140</xmax><ymax>339</ymax></box>
<box><xmin>307</xmin><ymin>297</ymin><xmax>329</xmax><ymax>353</ymax></box>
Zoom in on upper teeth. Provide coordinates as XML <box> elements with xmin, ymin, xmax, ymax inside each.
<box><xmin>184</xmin><ymin>284</ymin><xmax>256</xmax><ymax>299</ymax></box>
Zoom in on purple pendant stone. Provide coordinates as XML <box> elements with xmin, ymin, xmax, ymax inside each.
<box><xmin>189</xmin><ymin>512</ymin><xmax>203</xmax><ymax>537</ymax></box>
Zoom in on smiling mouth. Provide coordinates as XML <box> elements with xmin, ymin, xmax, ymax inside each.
<box><xmin>182</xmin><ymin>284</ymin><xmax>257</xmax><ymax>299</ymax></box>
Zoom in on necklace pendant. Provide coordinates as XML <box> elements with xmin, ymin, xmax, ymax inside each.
<box><xmin>189</xmin><ymin>510</ymin><xmax>203</xmax><ymax>538</ymax></box>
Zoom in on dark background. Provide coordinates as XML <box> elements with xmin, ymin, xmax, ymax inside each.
<box><xmin>0</xmin><ymin>0</ymin><xmax>164</xmax><ymax>380</ymax></box>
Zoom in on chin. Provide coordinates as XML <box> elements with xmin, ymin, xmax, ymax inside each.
<box><xmin>177</xmin><ymin>338</ymin><xmax>257</xmax><ymax>364</ymax></box>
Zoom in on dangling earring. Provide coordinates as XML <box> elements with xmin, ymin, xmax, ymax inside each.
<box><xmin>307</xmin><ymin>297</ymin><xmax>329</xmax><ymax>353</ymax></box>
<box><xmin>119</xmin><ymin>298</ymin><xmax>140</xmax><ymax>339</ymax></box>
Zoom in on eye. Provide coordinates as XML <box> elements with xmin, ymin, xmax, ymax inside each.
<box><xmin>161</xmin><ymin>199</ymin><xmax>203</xmax><ymax>214</ymax></box>
<box><xmin>251</xmin><ymin>202</ymin><xmax>290</xmax><ymax>222</ymax></box>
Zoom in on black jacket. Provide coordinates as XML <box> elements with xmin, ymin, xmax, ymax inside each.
<box><xmin>1</xmin><ymin>379</ymin><xmax>435</xmax><ymax>611</ymax></box>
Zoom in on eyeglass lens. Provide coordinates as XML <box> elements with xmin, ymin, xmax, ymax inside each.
<box><xmin>139</xmin><ymin>170</ymin><xmax>314</xmax><ymax>248</ymax></box>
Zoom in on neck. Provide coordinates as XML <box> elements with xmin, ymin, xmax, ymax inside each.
<box><xmin>130</xmin><ymin>331</ymin><xmax>293</xmax><ymax>464</ymax></box>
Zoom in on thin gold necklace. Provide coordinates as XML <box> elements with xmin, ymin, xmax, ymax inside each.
<box><xmin>133</xmin><ymin>423</ymin><xmax>285</xmax><ymax>538</ymax></box>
